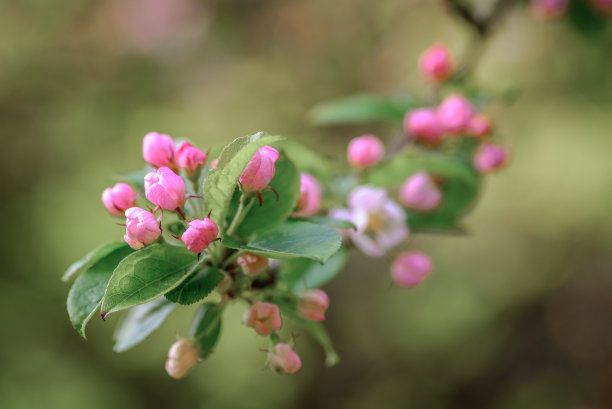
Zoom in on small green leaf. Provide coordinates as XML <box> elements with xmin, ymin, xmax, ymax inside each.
<box><xmin>63</xmin><ymin>241</ymin><xmax>127</xmax><ymax>282</ymax></box>
<box><xmin>190</xmin><ymin>303</ymin><xmax>223</xmax><ymax>359</ymax></box>
<box><xmin>366</xmin><ymin>150</ymin><xmax>480</xmax><ymax>232</ymax></box>
<box><xmin>235</xmin><ymin>151</ymin><xmax>301</xmax><ymax>237</ymax></box>
<box><xmin>114</xmin><ymin>167</ymin><xmax>152</xmax><ymax>193</ymax></box>
<box><xmin>309</xmin><ymin>93</ymin><xmax>419</xmax><ymax>126</ymax></box>
<box><xmin>67</xmin><ymin>243</ymin><xmax>133</xmax><ymax>338</ymax></box>
<box><xmin>203</xmin><ymin>132</ymin><xmax>284</xmax><ymax>232</ymax></box>
<box><xmin>165</xmin><ymin>267</ymin><xmax>224</xmax><ymax>305</ymax></box>
<box><xmin>291</xmin><ymin>216</ymin><xmax>357</xmax><ymax>231</ymax></box>
<box><xmin>223</xmin><ymin>221</ymin><xmax>342</xmax><ymax>263</ymax></box>
<box><xmin>113</xmin><ymin>298</ymin><xmax>176</xmax><ymax>352</ymax></box>
<box><xmin>280</xmin><ymin>249</ymin><xmax>348</xmax><ymax>292</ymax></box>
<box><xmin>101</xmin><ymin>244</ymin><xmax>198</xmax><ymax>316</ymax></box>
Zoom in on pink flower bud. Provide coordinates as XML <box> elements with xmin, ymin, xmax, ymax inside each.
<box><xmin>210</xmin><ymin>158</ymin><xmax>218</xmax><ymax>169</ymax></box>
<box><xmin>143</xmin><ymin>132</ymin><xmax>175</xmax><ymax>168</ymax></box>
<box><xmin>591</xmin><ymin>0</ymin><xmax>612</xmax><ymax>13</ymax></box>
<box><xmin>175</xmin><ymin>141</ymin><xmax>207</xmax><ymax>174</ymax></box>
<box><xmin>437</xmin><ymin>94</ymin><xmax>475</xmax><ymax>135</ymax></box>
<box><xmin>404</xmin><ymin>108</ymin><xmax>444</xmax><ymax>145</ymax></box>
<box><xmin>347</xmin><ymin>134</ymin><xmax>385</xmax><ymax>169</ymax></box>
<box><xmin>473</xmin><ymin>142</ymin><xmax>509</xmax><ymax>173</ymax></box>
<box><xmin>530</xmin><ymin>0</ymin><xmax>568</xmax><ymax>19</ymax></box>
<box><xmin>391</xmin><ymin>251</ymin><xmax>432</xmax><ymax>287</ymax></box>
<box><xmin>269</xmin><ymin>343</ymin><xmax>302</xmax><ymax>375</ymax></box>
<box><xmin>293</xmin><ymin>173</ymin><xmax>323</xmax><ymax>217</ymax></box>
<box><xmin>102</xmin><ymin>183</ymin><xmax>137</xmax><ymax>216</ymax></box>
<box><xmin>467</xmin><ymin>114</ymin><xmax>493</xmax><ymax>138</ymax></box>
<box><xmin>239</xmin><ymin>146</ymin><xmax>280</xmax><ymax>192</ymax></box>
<box><xmin>165</xmin><ymin>338</ymin><xmax>199</xmax><ymax>379</ymax></box>
<box><xmin>144</xmin><ymin>167</ymin><xmax>186</xmax><ymax>210</ymax></box>
<box><xmin>237</xmin><ymin>253</ymin><xmax>269</xmax><ymax>277</ymax></box>
<box><xmin>243</xmin><ymin>302</ymin><xmax>282</xmax><ymax>336</ymax></box>
<box><xmin>419</xmin><ymin>43</ymin><xmax>453</xmax><ymax>83</ymax></box>
<box><xmin>297</xmin><ymin>290</ymin><xmax>329</xmax><ymax>322</ymax></box>
<box><xmin>399</xmin><ymin>172</ymin><xmax>442</xmax><ymax>211</ymax></box>
<box><xmin>124</xmin><ymin>207</ymin><xmax>161</xmax><ymax>249</ymax></box>
<box><xmin>181</xmin><ymin>217</ymin><xmax>219</xmax><ymax>254</ymax></box>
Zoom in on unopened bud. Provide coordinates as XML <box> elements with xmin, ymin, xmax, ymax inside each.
<box><xmin>347</xmin><ymin>134</ymin><xmax>385</xmax><ymax>169</ymax></box>
<box><xmin>144</xmin><ymin>167</ymin><xmax>186</xmax><ymax>210</ymax></box>
<box><xmin>404</xmin><ymin>108</ymin><xmax>444</xmax><ymax>145</ymax></box>
<box><xmin>297</xmin><ymin>290</ymin><xmax>329</xmax><ymax>322</ymax></box>
<box><xmin>181</xmin><ymin>217</ymin><xmax>219</xmax><ymax>254</ymax></box>
<box><xmin>391</xmin><ymin>251</ymin><xmax>432</xmax><ymax>287</ymax></box>
<box><xmin>467</xmin><ymin>113</ymin><xmax>493</xmax><ymax>138</ymax></box>
<box><xmin>437</xmin><ymin>94</ymin><xmax>475</xmax><ymax>135</ymax></box>
<box><xmin>102</xmin><ymin>183</ymin><xmax>137</xmax><ymax>216</ymax></box>
<box><xmin>419</xmin><ymin>43</ymin><xmax>453</xmax><ymax>83</ymax></box>
<box><xmin>243</xmin><ymin>302</ymin><xmax>282</xmax><ymax>336</ymax></box>
<box><xmin>530</xmin><ymin>0</ymin><xmax>568</xmax><ymax>20</ymax></box>
<box><xmin>293</xmin><ymin>173</ymin><xmax>323</xmax><ymax>217</ymax></box>
<box><xmin>165</xmin><ymin>338</ymin><xmax>199</xmax><ymax>379</ymax></box>
<box><xmin>269</xmin><ymin>343</ymin><xmax>302</xmax><ymax>375</ymax></box>
<box><xmin>175</xmin><ymin>141</ymin><xmax>207</xmax><ymax>174</ymax></box>
<box><xmin>399</xmin><ymin>172</ymin><xmax>442</xmax><ymax>211</ymax></box>
<box><xmin>237</xmin><ymin>253</ymin><xmax>269</xmax><ymax>277</ymax></box>
<box><xmin>473</xmin><ymin>142</ymin><xmax>509</xmax><ymax>173</ymax></box>
<box><xmin>143</xmin><ymin>132</ymin><xmax>175</xmax><ymax>168</ymax></box>
<box><xmin>239</xmin><ymin>146</ymin><xmax>280</xmax><ymax>192</ymax></box>
<box><xmin>123</xmin><ymin>207</ymin><xmax>161</xmax><ymax>249</ymax></box>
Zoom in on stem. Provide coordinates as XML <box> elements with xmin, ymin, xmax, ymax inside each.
<box><xmin>226</xmin><ymin>194</ymin><xmax>256</xmax><ymax>237</ymax></box>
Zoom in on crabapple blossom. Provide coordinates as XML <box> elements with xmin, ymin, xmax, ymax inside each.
<box><xmin>347</xmin><ymin>134</ymin><xmax>385</xmax><ymax>169</ymax></box>
<box><xmin>298</xmin><ymin>290</ymin><xmax>329</xmax><ymax>322</ymax></box>
<box><xmin>144</xmin><ymin>167</ymin><xmax>186</xmax><ymax>210</ymax></box>
<box><xmin>391</xmin><ymin>251</ymin><xmax>432</xmax><ymax>287</ymax></box>
<box><xmin>165</xmin><ymin>339</ymin><xmax>199</xmax><ymax>379</ymax></box>
<box><xmin>243</xmin><ymin>302</ymin><xmax>282</xmax><ymax>336</ymax></box>
<box><xmin>102</xmin><ymin>183</ymin><xmax>137</xmax><ymax>216</ymax></box>
<box><xmin>123</xmin><ymin>207</ymin><xmax>161</xmax><ymax>249</ymax></box>
<box><xmin>473</xmin><ymin>142</ymin><xmax>509</xmax><ymax>173</ymax></box>
<box><xmin>143</xmin><ymin>132</ymin><xmax>175</xmax><ymax>168</ymax></box>
<box><xmin>181</xmin><ymin>217</ymin><xmax>219</xmax><ymax>254</ymax></box>
<box><xmin>530</xmin><ymin>0</ymin><xmax>568</xmax><ymax>19</ymax></box>
<box><xmin>239</xmin><ymin>146</ymin><xmax>280</xmax><ymax>192</ymax></box>
<box><xmin>237</xmin><ymin>253</ymin><xmax>269</xmax><ymax>277</ymax></box>
<box><xmin>399</xmin><ymin>172</ymin><xmax>442</xmax><ymax>211</ymax></box>
<box><xmin>467</xmin><ymin>113</ymin><xmax>493</xmax><ymax>138</ymax></box>
<box><xmin>437</xmin><ymin>94</ymin><xmax>475</xmax><ymax>135</ymax></box>
<box><xmin>293</xmin><ymin>173</ymin><xmax>323</xmax><ymax>217</ymax></box>
<box><xmin>269</xmin><ymin>343</ymin><xmax>302</xmax><ymax>375</ymax></box>
<box><xmin>404</xmin><ymin>108</ymin><xmax>444</xmax><ymax>145</ymax></box>
<box><xmin>175</xmin><ymin>141</ymin><xmax>207</xmax><ymax>174</ymax></box>
<box><xmin>419</xmin><ymin>43</ymin><xmax>453</xmax><ymax>83</ymax></box>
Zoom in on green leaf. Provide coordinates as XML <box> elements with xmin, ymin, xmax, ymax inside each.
<box><xmin>63</xmin><ymin>241</ymin><xmax>127</xmax><ymax>282</ymax></box>
<box><xmin>101</xmin><ymin>244</ymin><xmax>198</xmax><ymax>316</ymax></box>
<box><xmin>568</xmin><ymin>0</ymin><xmax>609</xmax><ymax>37</ymax></box>
<box><xmin>203</xmin><ymin>132</ymin><xmax>284</xmax><ymax>232</ymax></box>
<box><xmin>67</xmin><ymin>243</ymin><xmax>133</xmax><ymax>338</ymax></box>
<box><xmin>366</xmin><ymin>150</ymin><xmax>480</xmax><ymax>232</ymax></box>
<box><xmin>223</xmin><ymin>221</ymin><xmax>341</xmax><ymax>263</ymax></box>
<box><xmin>165</xmin><ymin>267</ymin><xmax>224</xmax><ymax>305</ymax></box>
<box><xmin>234</xmin><ymin>151</ymin><xmax>301</xmax><ymax>237</ymax></box>
<box><xmin>113</xmin><ymin>298</ymin><xmax>176</xmax><ymax>352</ymax></box>
<box><xmin>190</xmin><ymin>303</ymin><xmax>224</xmax><ymax>359</ymax></box>
<box><xmin>291</xmin><ymin>216</ymin><xmax>357</xmax><ymax>231</ymax></box>
<box><xmin>114</xmin><ymin>167</ymin><xmax>152</xmax><ymax>193</ymax></box>
<box><xmin>275</xmin><ymin>140</ymin><xmax>333</xmax><ymax>182</ymax></box>
<box><xmin>280</xmin><ymin>249</ymin><xmax>348</xmax><ymax>292</ymax></box>
<box><xmin>309</xmin><ymin>93</ymin><xmax>419</xmax><ymax>126</ymax></box>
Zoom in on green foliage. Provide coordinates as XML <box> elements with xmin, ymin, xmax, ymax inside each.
<box><xmin>67</xmin><ymin>243</ymin><xmax>133</xmax><ymax>338</ymax></box>
<box><xmin>275</xmin><ymin>140</ymin><xmax>333</xmax><ymax>182</ymax></box>
<box><xmin>190</xmin><ymin>303</ymin><xmax>224</xmax><ymax>359</ymax></box>
<box><xmin>234</xmin><ymin>151</ymin><xmax>301</xmax><ymax>237</ymax></box>
<box><xmin>113</xmin><ymin>298</ymin><xmax>176</xmax><ymax>352</ymax></box>
<box><xmin>568</xmin><ymin>0</ymin><xmax>609</xmax><ymax>37</ymax></box>
<box><xmin>165</xmin><ymin>267</ymin><xmax>224</xmax><ymax>305</ymax></box>
<box><xmin>101</xmin><ymin>244</ymin><xmax>198</xmax><ymax>316</ymax></box>
<box><xmin>366</xmin><ymin>150</ymin><xmax>480</xmax><ymax>232</ymax></box>
<box><xmin>291</xmin><ymin>216</ymin><xmax>357</xmax><ymax>230</ymax></box>
<box><xmin>309</xmin><ymin>93</ymin><xmax>419</xmax><ymax>125</ymax></box>
<box><xmin>280</xmin><ymin>249</ymin><xmax>348</xmax><ymax>292</ymax></box>
<box><xmin>203</xmin><ymin>132</ymin><xmax>284</xmax><ymax>231</ymax></box>
<box><xmin>223</xmin><ymin>221</ymin><xmax>342</xmax><ymax>263</ymax></box>
<box><xmin>63</xmin><ymin>241</ymin><xmax>127</xmax><ymax>282</ymax></box>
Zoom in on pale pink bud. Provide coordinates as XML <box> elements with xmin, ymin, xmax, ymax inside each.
<box><xmin>467</xmin><ymin>114</ymin><xmax>493</xmax><ymax>138</ymax></box>
<box><xmin>530</xmin><ymin>0</ymin><xmax>568</xmax><ymax>19</ymax></box>
<box><xmin>419</xmin><ymin>43</ymin><xmax>453</xmax><ymax>83</ymax></box>
<box><xmin>175</xmin><ymin>141</ymin><xmax>207</xmax><ymax>174</ymax></box>
<box><xmin>297</xmin><ymin>290</ymin><xmax>329</xmax><ymax>322</ymax></box>
<box><xmin>210</xmin><ymin>158</ymin><xmax>218</xmax><ymax>169</ymax></box>
<box><xmin>124</xmin><ymin>207</ymin><xmax>161</xmax><ymax>249</ymax></box>
<box><xmin>144</xmin><ymin>167</ymin><xmax>186</xmax><ymax>210</ymax></box>
<box><xmin>473</xmin><ymin>142</ymin><xmax>509</xmax><ymax>173</ymax></box>
<box><xmin>181</xmin><ymin>217</ymin><xmax>219</xmax><ymax>254</ymax></box>
<box><xmin>243</xmin><ymin>302</ymin><xmax>282</xmax><ymax>336</ymax></box>
<box><xmin>591</xmin><ymin>0</ymin><xmax>612</xmax><ymax>13</ymax></box>
<box><xmin>391</xmin><ymin>251</ymin><xmax>432</xmax><ymax>287</ymax></box>
<box><xmin>102</xmin><ymin>183</ymin><xmax>137</xmax><ymax>216</ymax></box>
<box><xmin>269</xmin><ymin>343</ymin><xmax>302</xmax><ymax>375</ymax></box>
<box><xmin>404</xmin><ymin>108</ymin><xmax>444</xmax><ymax>144</ymax></box>
<box><xmin>399</xmin><ymin>172</ymin><xmax>442</xmax><ymax>211</ymax></box>
<box><xmin>293</xmin><ymin>173</ymin><xmax>323</xmax><ymax>217</ymax></box>
<box><xmin>143</xmin><ymin>132</ymin><xmax>175</xmax><ymax>168</ymax></box>
<box><xmin>347</xmin><ymin>134</ymin><xmax>385</xmax><ymax>169</ymax></box>
<box><xmin>437</xmin><ymin>94</ymin><xmax>475</xmax><ymax>135</ymax></box>
<box><xmin>237</xmin><ymin>253</ymin><xmax>269</xmax><ymax>277</ymax></box>
<box><xmin>165</xmin><ymin>338</ymin><xmax>199</xmax><ymax>379</ymax></box>
<box><xmin>239</xmin><ymin>146</ymin><xmax>280</xmax><ymax>192</ymax></box>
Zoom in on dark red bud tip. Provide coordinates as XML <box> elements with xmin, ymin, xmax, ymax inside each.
<box><xmin>257</xmin><ymin>191</ymin><xmax>263</xmax><ymax>207</ymax></box>
<box><xmin>170</xmin><ymin>234</ymin><xmax>181</xmax><ymax>240</ymax></box>
<box><xmin>267</xmin><ymin>186</ymin><xmax>279</xmax><ymax>202</ymax></box>
<box><xmin>100</xmin><ymin>311</ymin><xmax>108</xmax><ymax>321</ymax></box>
<box><xmin>187</xmin><ymin>194</ymin><xmax>202</xmax><ymax>199</ymax></box>
<box><xmin>116</xmin><ymin>223</ymin><xmax>127</xmax><ymax>227</ymax></box>
<box><xmin>197</xmin><ymin>253</ymin><xmax>201</xmax><ymax>261</ymax></box>
<box><xmin>175</xmin><ymin>207</ymin><xmax>188</xmax><ymax>222</ymax></box>
<box><xmin>212</xmin><ymin>237</ymin><xmax>222</xmax><ymax>242</ymax></box>
<box><xmin>207</xmin><ymin>210</ymin><xmax>212</xmax><ymax>218</ymax></box>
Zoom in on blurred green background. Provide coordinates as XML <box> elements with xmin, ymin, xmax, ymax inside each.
<box><xmin>2</xmin><ymin>0</ymin><xmax>612</xmax><ymax>408</ymax></box>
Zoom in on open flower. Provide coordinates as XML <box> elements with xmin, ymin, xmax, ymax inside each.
<box><xmin>344</xmin><ymin>186</ymin><xmax>409</xmax><ymax>258</ymax></box>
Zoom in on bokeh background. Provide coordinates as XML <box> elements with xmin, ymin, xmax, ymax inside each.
<box><xmin>2</xmin><ymin>0</ymin><xmax>612</xmax><ymax>408</ymax></box>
